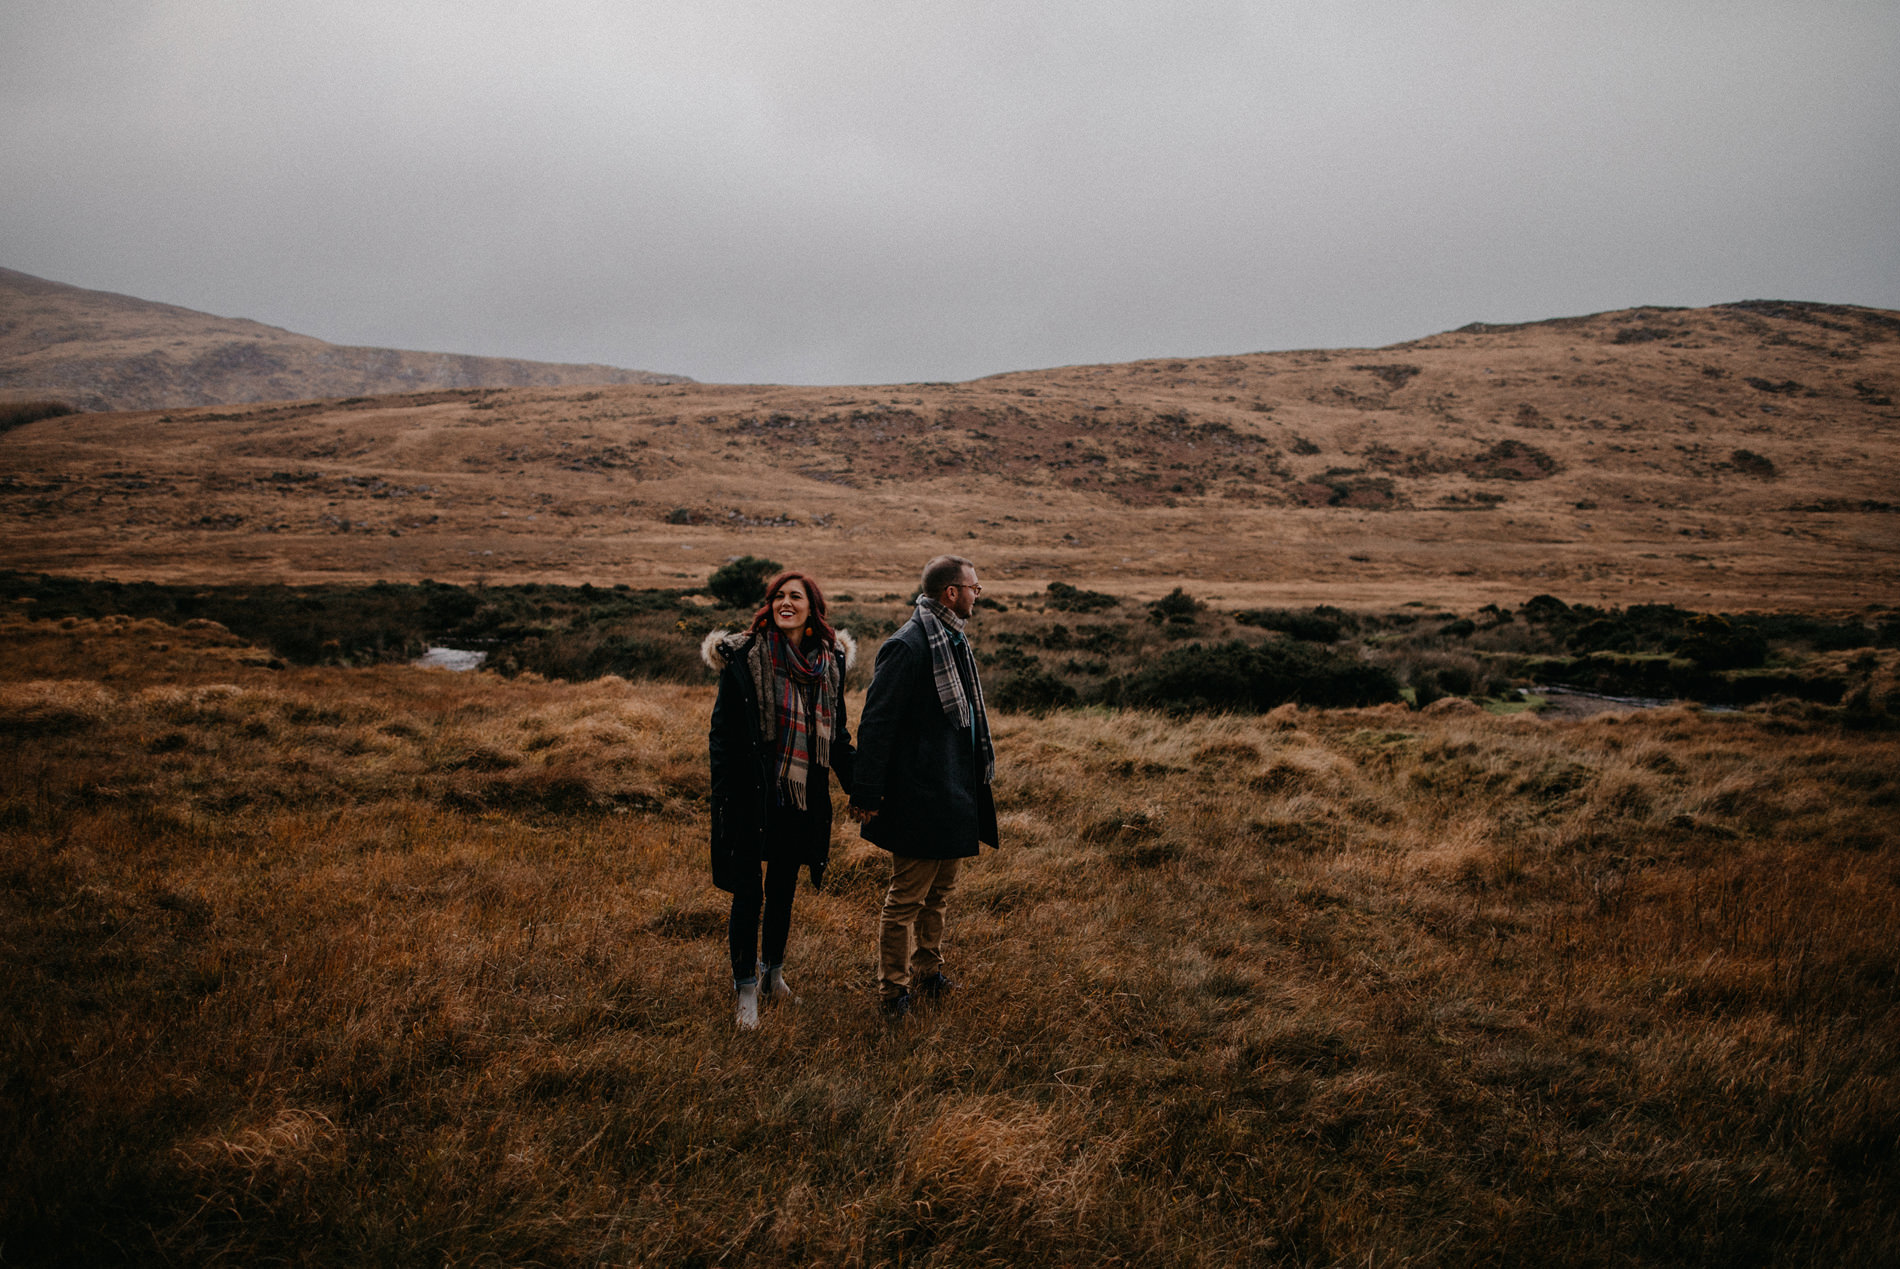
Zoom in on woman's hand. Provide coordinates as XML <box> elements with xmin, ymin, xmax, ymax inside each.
<box><xmin>848</xmin><ymin>805</ymin><xmax>877</xmax><ymax>824</ymax></box>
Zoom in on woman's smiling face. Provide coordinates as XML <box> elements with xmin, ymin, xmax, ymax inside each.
<box><xmin>770</xmin><ymin>579</ymin><xmax>811</xmax><ymax>635</ymax></box>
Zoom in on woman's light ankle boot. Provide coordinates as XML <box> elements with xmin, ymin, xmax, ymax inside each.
<box><xmin>761</xmin><ymin>963</ymin><xmax>797</xmax><ymax>1002</ymax></box>
<box><xmin>734</xmin><ymin>979</ymin><xmax>761</xmax><ymax>1029</ymax></box>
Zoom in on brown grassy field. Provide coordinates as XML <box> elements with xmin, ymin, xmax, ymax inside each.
<box><xmin>4</xmin><ymin>613</ymin><xmax>1896</xmax><ymax>1265</ymax></box>
<box><xmin>3</xmin><ymin>299</ymin><xmax>1896</xmax><ymax>612</ymax></box>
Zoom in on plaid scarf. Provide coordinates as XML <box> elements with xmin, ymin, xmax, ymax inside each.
<box><xmin>744</xmin><ymin>628</ymin><xmax>836</xmax><ymax>809</ymax></box>
<box><xmin>914</xmin><ymin>597</ymin><xmax>995</xmax><ymax>785</ymax></box>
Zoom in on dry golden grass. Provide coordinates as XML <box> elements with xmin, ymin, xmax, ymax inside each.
<box><xmin>3</xmin><ymin>615</ymin><xmax>1897</xmax><ymax>1264</ymax></box>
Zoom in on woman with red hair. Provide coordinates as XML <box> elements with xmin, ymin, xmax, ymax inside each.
<box><xmin>702</xmin><ymin>571</ymin><xmax>857</xmax><ymax>1029</ymax></box>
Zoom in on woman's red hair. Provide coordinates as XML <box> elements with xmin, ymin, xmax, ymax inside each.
<box><xmin>749</xmin><ymin>570</ymin><xmax>839</xmax><ymax>650</ymax></box>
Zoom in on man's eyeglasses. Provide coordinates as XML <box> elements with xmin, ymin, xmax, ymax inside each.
<box><xmin>952</xmin><ymin>580</ymin><xmax>983</xmax><ymax>595</ymax></box>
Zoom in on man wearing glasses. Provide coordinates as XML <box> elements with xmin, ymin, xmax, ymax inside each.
<box><xmin>849</xmin><ymin>554</ymin><xmax>999</xmax><ymax>1018</ymax></box>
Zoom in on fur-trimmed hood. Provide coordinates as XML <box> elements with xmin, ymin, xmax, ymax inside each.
<box><xmin>701</xmin><ymin>627</ymin><xmax>857</xmax><ymax>673</ymax></box>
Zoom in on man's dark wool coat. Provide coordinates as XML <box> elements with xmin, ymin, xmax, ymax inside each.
<box><xmin>704</xmin><ymin>629</ymin><xmax>856</xmax><ymax>893</ymax></box>
<box><xmin>851</xmin><ymin>614</ymin><xmax>999</xmax><ymax>859</ymax></box>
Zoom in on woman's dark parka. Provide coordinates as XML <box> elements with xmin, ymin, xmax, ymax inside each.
<box><xmin>704</xmin><ymin>628</ymin><xmax>856</xmax><ymax>893</ymax></box>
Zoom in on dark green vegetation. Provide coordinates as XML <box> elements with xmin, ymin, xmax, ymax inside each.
<box><xmin>3</xmin><ymin>572</ymin><xmax>1895</xmax><ymax>721</ymax></box>
<box><xmin>1495</xmin><ymin>594</ymin><xmax>1899</xmax><ymax>712</ymax></box>
<box><xmin>707</xmin><ymin>554</ymin><xmax>784</xmax><ymax>609</ymax></box>
<box><xmin>0</xmin><ymin>570</ymin><xmax>709</xmax><ymax>681</ymax></box>
<box><xmin>977</xmin><ymin>585</ymin><xmax>1895</xmax><ymax>720</ymax></box>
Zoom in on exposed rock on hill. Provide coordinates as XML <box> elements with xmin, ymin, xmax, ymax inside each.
<box><xmin>0</xmin><ymin>267</ymin><xmax>689</xmax><ymax>411</ymax></box>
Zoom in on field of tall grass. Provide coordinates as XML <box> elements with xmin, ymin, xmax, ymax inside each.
<box><xmin>3</xmin><ymin>612</ymin><xmax>1897</xmax><ymax>1265</ymax></box>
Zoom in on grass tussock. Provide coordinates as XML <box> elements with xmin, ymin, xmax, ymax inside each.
<box><xmin>2</xmin><ymin>615</ymin><xmax>1897</xmax><ymax>1264</ymax></box>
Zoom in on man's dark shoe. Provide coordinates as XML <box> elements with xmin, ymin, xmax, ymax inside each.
<box><xmin>914</xmin><ymin>972</ymin><xmax>958</xmax><ymax>999</ymax></box>
<box><xmin>881</xmin><ymin>990</ymin><xmax>911</xmax><ymax>1019</ymax></box>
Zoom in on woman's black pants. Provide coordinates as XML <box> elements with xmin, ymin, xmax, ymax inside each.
<box><xmin>728</xmin><ymin>858</ymin><xmax>799</xmax><ymax>983</ymax></box>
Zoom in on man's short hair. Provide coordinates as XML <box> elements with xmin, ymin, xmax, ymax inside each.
<box><xmin>921</xmin><ymin>554</ymin><xmax>976</xmax><ymax>598</ymax></box>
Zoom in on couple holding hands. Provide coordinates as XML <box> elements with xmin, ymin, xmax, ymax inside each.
<box><xmin>703</xmin><ymin>554</ymin><xmax>998</xmax><ymax>1028</ymax></box>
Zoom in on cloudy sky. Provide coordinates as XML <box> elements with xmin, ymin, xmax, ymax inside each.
<box><xmin>5</xmin><ymin>2</ymin><xmax>1896</xmax><ymax>384</ymax></box>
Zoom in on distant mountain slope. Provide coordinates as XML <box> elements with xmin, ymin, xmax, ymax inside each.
<box><xmin>0</xmin><ymin>267</ymin><xmax>689</xmax><ymax>411</ymax></box>
<box><xmin>0</xmin><ymin>296</ymin><xmax>1894</xmax><ymax>609</ymax></box>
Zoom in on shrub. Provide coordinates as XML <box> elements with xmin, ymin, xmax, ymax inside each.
<box><xmin>1677</xmin><ymin>614</ymin><xmax>1768</xmax><ymax>670</ymax></box>
<box><xmin>0</xmin><ymin>572</ymin><xmax>701</xmax><ymax>681</ymax></box>
<box><xmin>1521</xmin><ymin>594</ymin><xmax>1571</xmax><ymax>624</ymax></box>
<box><xmin>1731</xmin><ymin>449</ymin><xmax>1778</xmax><ymax>478</ymax></box>
<box><xmin>706</xmin><ymin>556</ymin><xmax>782</xmax><ymax>609</ymax></box>
<box><xmin>1234</xmin><ymin>608</ymin><xmax>1344</xmax><ymax>643</ymax></box>
<box><xmin>1125</xmin><ymin>640</ymin><xmax>1401</xmax><ymax>713</ymax></box>
<box><xmin>1465</xmin><ymin>439</ymin><xmax>1558</xmax><ymax>480</ymax></box>
<box><xmin>1748</xmin><ymin>613</ymin><xmax>1875</xmax><ymax>651</ymax></box>
<box><xmin>1147</xmin><ymin>587</ymin><xmax>1202</xmax><ymax>625</ymax></box>
<box><xmin>0</xmin><ymin>400</ymin><xmax>77</xmax><ymax>434</ymax></box>
<box><xmin>1044</xmin><ymin>581</ymin><xmax>1119</xmax><ymax>613</ymax></box>
<box><xmin>1421</xmin><ymin>659</ymin><xmax>1478</xmax><ymax>699</ymax></box>
<box><xmin>514</xmin><ymin>631</ymin><xmax>702</xmax><ymax>682</ymax></box>
<box><xmin>991</xmin><ymin>667</ymin><xmax>1080</xmax><ymax>715</ymax></box>
<box><xmin>1378</xmin><ymin>647</ymin><xmax>1490</xmax><ymax>707</ymax></box>
<box><xmin>1570</xmin><ymin>618</ymin><xmax>1635</xmax><ymax>654</ymax></box>
<box><xmin>1299</xmin><ymin>471</ymin><xmax>1399</xmax><ymax>507</ymax></box>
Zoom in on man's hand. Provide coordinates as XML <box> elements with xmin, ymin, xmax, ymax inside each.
<box><xmin>848</xmin><ymin>805</ymin><xmax>878</xmax><ymax>824</ymax></box>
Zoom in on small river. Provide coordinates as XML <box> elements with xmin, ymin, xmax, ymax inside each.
<box><xmin>413</xmin><ymin>647</ymin><xmax>488</xmax><ymax>671</ymax></box>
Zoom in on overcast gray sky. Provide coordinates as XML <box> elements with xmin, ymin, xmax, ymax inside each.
<box><xmin>5</xmin><ymin>1</ymin><xmax>1896</xmax><ymax>384</ymax></box>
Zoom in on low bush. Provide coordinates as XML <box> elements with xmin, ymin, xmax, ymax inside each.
<box><xmin>1387</xmin><ymin>650</ymin><xmax>1488</xmax><ymax>706</ymax></box>
<box><xmin>1044</xmin><ymin>581</ymin><xmax>1119</xmax><ymax>612</ymax></box>
<box><xmin>991</xmin><ymin>667</ymin><xmax>1081</xmax><ymax>715</ymax></box>
<box><xmin>1125</xmin><ymin>639</ymin><xmax>1401</xmax><ymax>713</ymax></box>
<box><xmin>1233</xmin><ymin>607</ymin><xmax>1344</xmax><ymax>643</ymax></box>
<box><xmin>1677</xmin><ymin>613</ymin><xmax>1768</xmax><ymax>670</ymax></box>
<box><xmin>504</xmin><ymin>631</ymin><xmax>703</xmax><ymax>682</ymax></box>
<box><xmin>1147</xmin><ymin>586</ymin><xmax>1202</xmax><ymax>625</ymax></box>
<box><xmin>1521</xmin><ymin>594</ymin><xmax>1572</xmax><ymax>623</ymax></box>
<box><xmin>0</xmin><ymin>572</ymin><xmax>701</xmax><ymax>682</ymax></box>
<box><xmin>0</xmin><ymin>400</ymin><xmax>76</xmax><ymax>434</ymax></box>
<box><xmin>705</xmin><ymin>555</ymin><xmax>782</xmax><ymax>609</ymax></box>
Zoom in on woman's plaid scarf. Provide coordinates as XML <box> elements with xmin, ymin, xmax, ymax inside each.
<box><xmin>745</xmin><ymin>628</ymin><xmax>837</xmax><ymax>809</ymax></box>
<box><xmin>914</xmin><ymin>597</ymin><xmax>995</xmax><ymax>784</ymax></box>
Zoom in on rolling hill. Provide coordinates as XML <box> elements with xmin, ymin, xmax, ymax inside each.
<box><xmin>1</xmin><ymin>296</ymin><xmax>1895</xmax><ymax>612</ymax></box>
<box><xmin>0</xmin><ymin>267</ymin><xmax>688</xmax><ymax>412</ymax></box>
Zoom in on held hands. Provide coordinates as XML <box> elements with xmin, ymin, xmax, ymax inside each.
<box><xmin>848</xmin><ymin>805</ymin><xmax>878</xmax><ymax>824</ymax></box>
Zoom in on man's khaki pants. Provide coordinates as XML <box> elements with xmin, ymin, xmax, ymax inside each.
<box><xmin>879</xmin><ymin>854</ymin><xmax>961</xmax><ymax>1000</ymax></box>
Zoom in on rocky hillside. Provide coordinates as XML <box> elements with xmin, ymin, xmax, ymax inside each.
<box><xmin>0</xmin><ymin>268</ymin><xmax>688</xmax><ymax>412</ymax></box>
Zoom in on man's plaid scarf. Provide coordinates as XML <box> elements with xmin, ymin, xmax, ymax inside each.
<box><xmin>745</xmin><ymin>628</ymin><xmax>839</xmax><ymax>810</ymax></box>
<box><xmin>914</xmin><ymin>597</ymin><xmax>995</xmax><ymax>785</ymax></box>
